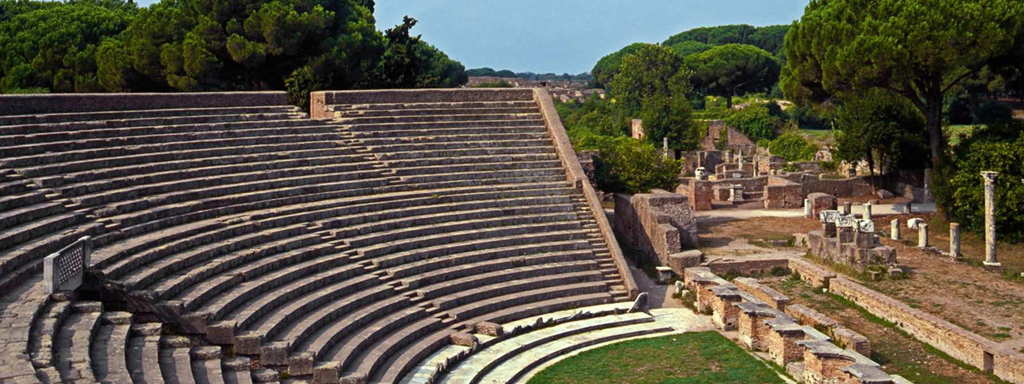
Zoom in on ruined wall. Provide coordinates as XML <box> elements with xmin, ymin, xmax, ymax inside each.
<box><xmin>764</xmin><ymin>176</ymin><xmax>803</xmax><ymax>208</ymax></box>
<box><xmin>677</xmin><ymin>179</ymin><xmax>712</xmax><ymax>211</ymax></box>
<box><xmin>795</xmin><ymin>174</ymin><xmax>875</xmax><ymax>197</ymax></box>
<box><xmin>829</xmin><ymin>277</ymin><xmax>995</xmax><ymax>373</ymax></box>
<box><xmin>613</xmin><ymin>192</ymin><xmax>699</xmax><ymax>271</ymax></box>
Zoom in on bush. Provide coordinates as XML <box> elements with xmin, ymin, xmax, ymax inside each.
<box><xmin>767</xmin><ymin>132</ymin><xmax>817</xmax><ymax>161</ymax></box>
<box><xmin>575</xmin><ymin>134</ymin><xmax>682</xmax><ymax>194</ymax></box>
<box><xmin>723</xmin><ymin>103</ymin><xmax>781</xmax><ymax>141</ymax></box>
<box><xmin>940</xmin><ymin>122</ymin><xmax>1024</xmax><ymax>242</ymax></box>
<box><xmin>470</xmin><ymin>80</ymin><xmax>513</xmax><ymax>88</ymax></box>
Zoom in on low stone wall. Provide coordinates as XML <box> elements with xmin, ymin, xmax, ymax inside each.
<box><xmin>796</xmin><ymin>174</ymin><xmax>874</xmax><ymax>197</ymax></box>
<box><xmin>613</xmin><ymin>192</ymin><xmax>699</xmax><ymax>273</ymax></box>
<box><xmin>765</xmin><ymin>176</ymin><xmax>803</xmax><ymax>208</ymax></box>
<box><xmin>788</xmin><ymin>258</ymin><xmax>836</xmax><ymax>289</ymax></box>
<box><xmin>0</xmin><ymin>92</ymin><xmax>290</xmax><ymax>115</ymax></box>
<box><xmin>828</xmin><ymin>277</ymin><xmax>1002</xmax><ymax>375</ymax></box>
<box><xmin>703</xmin><ymin>258</ymin><xmax>790</xmax><ymax>277</ymax></box>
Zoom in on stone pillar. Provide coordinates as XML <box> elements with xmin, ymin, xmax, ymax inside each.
<box><xmin>843</xmin><ymin>202</ymin><xmax>853</xmax><ymax>215</ymax></box>
<box><xmin>863</xmin><ymin>202</ymin><xmax>872</xmax><ymax>220</ymax></box>
<box><xmin>804</xmin><ymin>199</ymin><xmax>812</xmax><ymax>218</ymax></box>
<box><xmin>890</xmin><ymin>219</ymin><xmax>900</xmax><ymax>240</ymax></box>
<box><xmin>949</xmin><ymin>222</ymin><xmax>961</xmax><ymax>260</ymax></box>
<box><xmin>662</xmin><ymin>137</ymin><xmax>670</xmax><ymax>159</ymax></box>
<box><xmin>917</xmin><ymin>223</ymin><xmax>928</xmax><ymax>248</ymax></box>
<box><xmin>981</xmin><ymin>171</ymin><xmax>1000</xmax><ymax>266</ymax></box>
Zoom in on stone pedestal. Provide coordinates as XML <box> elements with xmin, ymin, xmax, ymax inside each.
<box><xmin>890</xmin><ymin>219</ymin><xmax>900</xmax><ymax>240</ymax></box>
<box><xmin>917</xmin><ymin>223</ymin><xmax>928</xmax><ymax>248</ymax></box>
<box><xmin>949</xmin><ymin>222</ymin><xmax>961</xmax><ymax>260</ymax></box>
<box><xmin>843</xmin><ymin>202</ymin><xmax>853</xmax><ymax>215</ymax></box>
<box><xmin>981</xmin><ymin>171</ymin><xmax>1000</xmax><ymax>267</ymax></box>
<box><xmin>863</xmin><ymin>203</ymin><xmax>872</xmax><ymax>220</ymax></box>
<box><xmin>804</xmin><ymin>199</ymin><xmax>812</xmax><ymax>218</ymax></box>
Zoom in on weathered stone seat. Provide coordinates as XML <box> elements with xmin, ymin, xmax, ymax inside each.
<box><xmin>0</xmin><ymin>105</ymin><xmax>301</xmax><ymax>127</ymax></box>
<box><xmin>337</xmin><ymin>112</ymin><xmax>541</xmax><ymax>125</ymax></box>
<box><xmin>91</xmin><ymin>311</ymin><xmax>134</xmax><ymax>383</ymax></box>
<box><xmin>2</xmin><ymin>113</ymin><xmax>308</xmax><ymax>143</ymax></box>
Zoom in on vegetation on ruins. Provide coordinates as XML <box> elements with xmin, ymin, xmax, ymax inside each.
<box><xmin>527</xmin><ymin>332</ymin><xmax>787</xmax><ymax>384</ymax></box>
<box><xmin>781</xmin><ymin>0</ymin><xmax>1024</xmax><ymax>175</ymax></box>
<box><xmin>721</xmin><ymin>102</ymin><xmax>783</xmax><ymax>142</ymax></box>
<box><xmin>573</xmin><ymin>134</ymin><xmax>682</xmax><ymax>194</ymax></box>
<box><xmin>685</xmin><ymin>44</ymin><xmax>780</xmax><ymax>109</ymax></box>
<box><xmin>942</xmin><ymin>121</ymin><xmax>1024</xmax><ymax>242</ymax></box>
<box><xmin>765</xmin><ymin>132</ymin><xmax>817</xmax><ymax>162</ymax></box>
<box><xmin>833</xmin><ymin>90</ymin><xmax>930</xmax><ymax>174</ymax></box>
<box><xmin>465</xmin><ymin>67</ymin><xmax>591</xmax><ymax>82</ymax></box>
<box><xmin>0</xmin><ymin>0</ymin><xmax>467</xmax><ymax>103</ymax></box>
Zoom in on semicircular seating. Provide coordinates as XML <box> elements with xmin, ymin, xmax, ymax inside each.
<box><xmin>0</xmin><ymin>89</ymin><xmax>634</xmax><ymax>384</ymax></box>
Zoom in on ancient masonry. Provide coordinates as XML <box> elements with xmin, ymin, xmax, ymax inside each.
<box><xmin>0</xmin><ymin>89</ymin><xmax>644</xmax><ymax>384</ymax></box>
<box><xmin>682</xmin><ymin>267</ymin><xmax>909</xmax><ymax>384</ymax></box>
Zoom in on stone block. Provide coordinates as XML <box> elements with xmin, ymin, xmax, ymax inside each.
<box><xmin>206</xmin><ymin>320</ymin><xmax>236</xmax><ymax>345</ymax></box>
<box><xmin>289</xmin><ymin>352</ymin><xmax>314</xmax><ymax>376</ymax></box>
<box><xmin>260</xmin><ymin>341</ymin><xmax>290</xmax><ymax>366</ymax></box>
<box><xmin>313</xmin><ymin>362</ymin><xmax>341</xmax><ymax>384</ymax></box>
<box><xmin>450</xmin><ymin>332</ymin><xmax>478</xmax><ymax>347</ymax></box>
<box><xmin>668</xmin><ymin>250</ymin><xmax>703</xmax><ymax>273</ymax></box>
<box><xmin>234</xmin><ymin>332</ymin><xmax>262</xmax><ymax>355</ymax></box>
<box><xmin>475</xmin><ymin>321</ymin><xmax>503</xmax><ymax>337</ymax></box>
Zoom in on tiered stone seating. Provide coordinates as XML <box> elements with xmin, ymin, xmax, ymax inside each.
<box><xmin>0</xmin><ymin>89</ymin><xmax>634</xmax><ymax>383</ymax></box>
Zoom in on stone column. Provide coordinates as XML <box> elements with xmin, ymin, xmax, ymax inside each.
<box><xmin>949</xmin><ymin>222</ymin><xmax>961</xmax><ymax>260</ymax></box>
<box><xmin>917</xmin><ymin>223</ymin><xmax>928</xmax><ymax>248</ymax></box>
<box><xmin>890</xmin><ymin>219</ymin><xmax>900</xmax><ymax>240</ymax></box>
<box><xmin>982</xmin><ymin>171</ymin><xmax>1000</xmax><ymax>266</ymax></box>
<box><xmin>804</xmin><ymin>199</ymin><xmax>812</xmax><ymax>218</ymax></box>
<box><xmin>843</xmin><ymin>202</ymin><xmax>853</xmax><ymax>215</ymax></box>
<box><xmin>863</xmin><ymin>202</ymin><xmax>872</xmax><ymax>220</ymax></box>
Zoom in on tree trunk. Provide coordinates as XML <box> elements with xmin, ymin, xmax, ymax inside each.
<box><xmin>924</xmin><ymin>98</ymin><xmax>946</xmax><ymax>171</ymax></box>
<box><xmin>725</xmin><ymin>92</ymin><xmax>733</xmax><ymax>109</ymax></box>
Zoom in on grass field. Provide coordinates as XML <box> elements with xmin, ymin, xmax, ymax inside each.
<box><xmin>527</xmin><ymin>332</ymin><xmax>786</xmax><ymax>384</ymax></box>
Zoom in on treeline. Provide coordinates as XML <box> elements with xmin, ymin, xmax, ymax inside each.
<box><xmin>0</xmin><ymin>0</ymin><xmax>467</xmax><ymax>106</ymax></box>
<box><xmin>465</xmin><ymin>67</ymin><xmax>591</xmax><ymax>82</ymax></box>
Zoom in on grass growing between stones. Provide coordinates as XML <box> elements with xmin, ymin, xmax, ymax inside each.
<box><xmin>527</xmin><ymin>332</ymin><xmax>786</xmax><ymax>384</ymax></box>
<box><xmin>766</xmin><ymin>276</ymin><xmax>1013</xmax><ymax>384</ymax></box>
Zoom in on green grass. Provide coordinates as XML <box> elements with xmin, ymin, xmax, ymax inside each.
<box><xmin>944</xmin><ymin>124</ymin><xmax>985</xmax><ymax>147</ymax></box>
<box><xmin>527</xmin><ymin>332</ymin><xmax>786</xmax><ymax>384</ymax></box>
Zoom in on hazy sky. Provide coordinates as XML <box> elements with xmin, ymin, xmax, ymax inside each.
<box><xmin>135</xmin><ymin>0</ymin><xmax>809</xmax><ymax>74</ymax></box>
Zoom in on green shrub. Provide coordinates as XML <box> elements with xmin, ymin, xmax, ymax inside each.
<box><xmin>723</xmin><ymin>103</ymin><xmax>781</xmax><ymax>141</ymax></box>
<box><xmin>768</xmin><ymin>132</ymin><xmax>817</xmax><ymax>161</ymax></box>
<box><xmin>575</xmin><ymin>134</ymin><xmax>682</xmax><ymax>194</ymax></box>
<box><xmin>470</xmin><ymin>80</ymin><xmax>513</xmax><ymax>88</ymax></box>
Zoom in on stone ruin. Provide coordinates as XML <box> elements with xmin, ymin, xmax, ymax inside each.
<box><xmin>803</xmin><ymin>209</ymin><xmax>897</xmax><ymax>272</ymax></box>
<box><xmin>613</xmin><ymin>190</ymin><xmax>702</xmax><ymax>274</ymax></box>
<box><xmin>682</xmin><ymin>267</ymin><xmax>910</xmax><ymax>384</ymax></box>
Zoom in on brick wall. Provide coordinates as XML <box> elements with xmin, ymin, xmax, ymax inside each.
<box><xmin>613</xmin><ymin>192</ymin><xmax>698</xmax><ymax>272</ymax></box>
<box><xmin>765</xmin><ymin>176</ymin><xmax>803</xmax><ymax>208</ymax></box>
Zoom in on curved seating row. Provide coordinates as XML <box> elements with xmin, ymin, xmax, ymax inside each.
<box><xmin>0</xmin><ymin>90</ymin><xmax>631</xmax><ymax>383</ymax></box>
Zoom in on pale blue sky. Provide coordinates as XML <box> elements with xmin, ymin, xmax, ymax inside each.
<box><xmin>135</xmin><ymin>0</ymin><xmax>809</xmax><ymax>74</ymax></box>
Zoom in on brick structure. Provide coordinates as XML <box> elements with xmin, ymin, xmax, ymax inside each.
<box><xmin>613</xmin><ymin>192</ymin><xmax>700</xmax><ymax>273</ymax></box>
<box><xmin>736</xmin><ymin>302</ymin><xmax>783</xmax><ymax>351</ymax></box>
<box><xmin>808</xmin><ymin>193</ymin><xmax>839</xmax><ymax>217</ymax></box>
<box><xmin>734</xmin><ymin>277</ymin><xmax>791</xmax><ymax>310</ymax></box>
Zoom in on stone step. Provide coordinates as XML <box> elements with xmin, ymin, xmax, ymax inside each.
<box><xmin>366</xmin><ymin>138</ymin><xmax>552</xmax><ymax>153</ymax></box>
<box><xmin>355</xmin><ymin>132</ymin><xmax>549</xmax><ymax>146</ymax></box>
<box><xmin>1</xmin><ymin>121</ymin><xmax>337</xmax><ymax>157</ymax></box>
<box><xmin>328</xmin><ymin>100</ymin><xmax>536</xmax><ymax>112</ymax></box>
<box><xmin>55</xmin><ymin>153</ymin><xmax>373</xmax><ymax>199</ymax></box>
<box><xmin>377</xmin><ymin>146</ymin><xmax>555</xmax><ymax>161</ymax></box>
<box><xmin>191</xmin><ymin>346</ymin><xmax>226</xmax><ymax>384</ymax></box>
<box><xmin>91</xmin><ymin>311</ymin><xmax>133</xmax><ymax>383</ymax></box>
<box><xmin>337</xmin><ymin>112</ymin><xmax>541</xmax><ymax>125</ymax></box>
<box><xmin>332</xmin><ymin>105</ymin><xmax>536</xmax><ymax>117</ymax></box>
<box><xmin>19</xmin><ymin>140</ymin><xmax>344</xmax><ymax>180</ymax></box>
<box><xmin>344</xmin><ymin>118</ymin><xmax>543</xmax><ymax>132</ymax></box>
<box><xmin>329</xmin><ymin>102</ymin><xmax>536</xmax><ymax>112</ymax></box>
<box><xmin>2</xmin><ymin>113</ymin><xmax>309</xmax><ymax>143</ymax></box>
<box><xmin>385</xmin><ymin>239</ymin><xmax>592</xmax><ymax>280</ymax></box>
<box><xmin>2</xmin><ymin>131</ymin><xmax>345</xmax><ymax>169</ymax></box>
<box><xmin>127</xmin><ymin>333</ymin><xmax>165</xmax><ymax>384</ymax></box>
<box><xmin>158</xmin><ymin>336</ymin><xmax>196</xmax><ymax>383</ymax></box>
<box><xmin>53</xmin><ymin>302</ymin><xmax>103</xmax><ymax>383</ymax></box>
<box><xmin>0</xmin><ymin>105</ymin><xmax>301</xmax><ymax>127</ymax></box>
<box><xmin>222</xmin><ymin>357</ymin><xmax>254</xmax><ymax>384</ymax></box>
<box><xmin>0</xmin><ymin>201</ymin><xmax>65</xmax><ymax>231</ymax></box>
